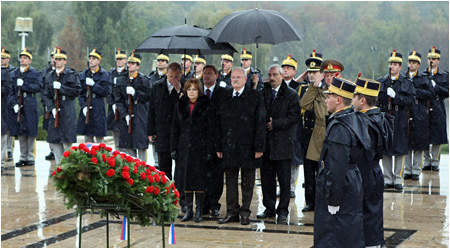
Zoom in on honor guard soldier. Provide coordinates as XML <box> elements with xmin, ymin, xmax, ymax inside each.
<box><xmin>76</xmin><ymin>48</ymin><xmax>112</xmax><ymax>143</ymax></box>
<box><xmin>376</xmin><ymin>50</ymin><xmax>416</xmax><ymax>190</ymax></box>
<box><xmin>1</xmin><ymin>52</ymin><xmax>13</xmax><ymax>171</ymax></box>
<box><xmin>314</xmin><ymin>77</ymin><xmax>369</xmax><ymax>248</ymax></box>
<box><xmin>107</xmin><ymin>48</ymin><xmax>128</xmax><ymax>151</ymax></box>
<box><xmin>149</xmin><ymin>53</ymin><xmax>169</xmax><ymax>86</ymax></box>
<box><xmin>114</xmin><ymin>51</ymin><xmax>151</xmax><ymax>161</ymax></box>
<box><xmin>217</xmin><ymin>53</ymin><xmax>233</xmax><ymax>88</ymax></box>
<box><xmin>240</xmin><ymin>48</ymin><xmax>263</xmax><ymax>90</ymax></box>
<box><xmin>42</xmin><ymin>48</ymin><xmax>81</xmax><ymax>165</ymax></box>
<box><xmin>404</xmin><ymin>50</ymin><xmax>434</xmax><ymax>179</ymax></box>
<box><xmin>181</xmin><ymin>54</ymin><xmax>194</xmax><ymax>85</ymax></box>
<box><xmin>41</xmin><ymin>47</ymin><xmax>56</xmax><ymax>161</ymax></box>
<box><xmin>2</xmin><ymin>48</ymin><xmax>16</xmax><ymax>162</ymax></box>
<box><xmin>422</xmin><ymin>46</ymin><xmax>449</xmax><ymax>171</ymax></box>
<box><xmin>193</xmin><ymin>55</ymin><xmax>206</xmax><ymax>83</ymax></box>
<box><xmin>352</xmin><ymin>76</ymin><xmax>394</xmax><ymax>247</ymax></box>
<box><xmin>9</xmin><ymin>48</ymin><xmax>43</xmax><ymax>167</ymax></box>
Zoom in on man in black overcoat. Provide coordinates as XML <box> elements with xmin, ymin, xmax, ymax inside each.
<box><xmin>257</xmin><ymin>64</ymin><xmax>300</xmax><ymax>223</ymax></box>
<box><xmin>41</xmin><ymin>48</ymin><xmax>55</xmax><ymax>161</ymax></box>
<box><xmin>352</xmin><ymin>77</ymin><xmax>394</xmax><ymax>247</ymax></box>
<box><xmin>314</xmin><ymin>77</ymin><xmax>370</xmax><ymax>248</ymax></box>
<box><xmin>1</xmin><ymin>57</ymin><xmax>13</xmax><ymax>171</ymax></box>
<box><xmin>216</xmin><ymin>67</ymin><xmax>266</xmax><ymax>225</ymax></box>
<box><xmin>1</xmin><ymin>48</ymin><xmax>16</xmax><ymax>162</ymax></box>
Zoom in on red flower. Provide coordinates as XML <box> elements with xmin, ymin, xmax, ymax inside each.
<box><xmin>174</xmin><ymin>190</ymin><xmax>180</xmax><ymax>198</ymax></box>
<box><xmin>90</xmin><ymin>149</ymin><xmax>97</xmax><ymax>156</ymax></box>
<box><xmin>99</xmin><ymin>143</ymin><xmax>106</xmax><ymax>148</ymax></box>
<box><xmin>105</xmin><ymin>147</ymin><xmax>112</xmax><ymax>152</ymax></box>
<box><xmin>146</xmin><ymin>169</ymin><xmax>151</xmax><ymax>175</ymax></box>
<box><xmin>154</xmin><ymin>174</ymin><xmax>160</xmax><ymax>182</ymax></box>
<box><xmin>78</xmin><ymin>143</ymin><xmax>86</xmax><ymax>149</ymax></box>
<box><xmin>153</xmin><ymin>186</ymin><xmax>160</xmax><ymax>195</ymax></box>
<box><xmin>149</xmin><ymin>166</ymin><xmax>156</xmax><ymax>171</ymax></box>
<box><xmin>159</xmin><ymin>171</ymin><xmax>165</xmax><ymax>176</ymax></box>
<box><xmin>161</xmin><ymin>176</ymin><xmax>167</xmax><ymax>184</ymax></box>
<box><xmin>57</xmin><ymin>167</ymin><xmax>62</xmax><ymax>173</ymax></box>
<box><xmin>146</xmin><ymin>186</ymin><xmax>154</xmax><ymax>193</ymax></box>
<box><xmin>83</xmin><ymin>148</ymin><xmax>89</xmax><ymax>153</ymax></box>
<box><xmin>174</xmin><ymin>200</ymin><xmax>178</xmax><ymax>205</ymax></box>
<box><xmin>171</xmin><ymin>183</ymin><xmax>176</xmax><ymax>190</ymax></box>
<box><xmin>52</xmin><ymin>171</ymin><xmax>56</xmax><ymax>176</ymax></box>
<box><xmin>91</xmin><ymin>157</ymin><xmax>98</xmax><ymax>164</ymax></box>
<box><xmin>122</xmin><ymin>166</ymin><xmax>129</xmax><ymax>172</ymax></box>
<box><xmin>147</xmin><ymin>174</ymin><xmax>154</xmax><ymax>183</ymax></box>
<box><xmin>71</xmin><ymin>146</ymin><xmax>78</xmax><ymax>150</ymax></box>
<box><xmin>120</xmin><ymin>154</ymin><xmax>125</xmax><ymax>160</ymax></box>
<box><xmin>63</xmin><ymin>151</ymin><xmax>71</xmax><ymax>157</ymax></box>
<box><xmin>126</xmin><ymin>156</ymin><xmax>133</xmax><ymax>162</ymax></box>
<box><xmin>106</xmin><ymin>169</ymin><xmax>115</xmax><ymax>177</ymax></box>
<box><xmin>165</xmin><ymin>187</ymin><xmax>170</xmax><ymax>194</ymax></box>
<box><xmin>122</xmin><ymin>171</ymin><xmax>130</xmax><ymax>179</ymax></box>
<box><xmin>127</xmin><ymin>178</ymin><xmax>134</xmax><ymax>186</ymax></box>
<box><xmin>91</xmin><ymin>145</ymin><xmax>100</xmax><ymax>151</ymax></box>
<box><xmin>101</xmin><ymin>154</ymin><xmax>107</xmax><ymax>162</ymax></box>
<box><xmin>133</xmin><ymin>166</ymin><xmax>138</xmax><ymax>174</ymax></box>
<box><xmin>140</xmin><ymin>172</ymin><xmax>146</xmax><ymax>180</ymax></box>
<box><xmin>113</xmin><ymin>150</ymin><xmax>120</xmax><ymax>156</ymax></box>
<box><xmin>107</xmin><ymin>157</ymin><xmax>115</xmax><ymax>167</ymax></box>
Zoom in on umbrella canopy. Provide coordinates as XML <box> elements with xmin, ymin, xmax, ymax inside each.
<box><xmin>207</xmin><ymin>8</ymin><xmax>306</xmax><ymax>46</ymax></box>
<box><xmin>135</xmin><ymin>25</ymin><xmax>237</xmax><ymax>55</ymax></box>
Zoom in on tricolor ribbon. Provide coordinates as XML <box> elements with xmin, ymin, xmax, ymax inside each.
<box><xmin>168</xmin><ymin>222</ymin><xmax>176</xmax><ymax>245</ymax></box>
<box><xmin>120</xmin><ymin>216</ymin><xmax>128</xmax><ymax>240</ymax></box>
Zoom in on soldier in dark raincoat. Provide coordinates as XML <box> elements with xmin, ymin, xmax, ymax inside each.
<box><xmin>1</xmin><ymin>48</ymin><xmax>16</xmax><ymax>162</ymax></box>
<box><xmin>422</xmin><ymin>47</ymin><xmax>449</xmax><ymax>171</ymax></box>
<box><xmin>114</xmin><ymin>52</ymin><xmax>150</xmax><ymax>161</ymax></box>
<box><xmin>1</xmin><ymin>59</ymin><xmax>13</xmax><ymax>171</ymax></box>
<box><xmin>376</xmin><ymin>50</ymin><xmax>416</xmax><ymax>190</ymax></box>
<box><xmin>41</xmin><ymin>48</ymin><xmax>56</xmax><ymax>161</ymax></box>
<box><xmin>217</xmin><ymin>53</ymin><xmax>233</xmax><ymax>89</ymax></box>
<box><xmin>353</xmin><ymin>77</ymin><xmax>394</xmax><ymax>247</ymax></box>
<box><xmin>9</xmin><ymin>48</ymin><xmax>43</xmax><ymax>167</ymax></box>
<box><xmin>42</xmin><ymin>49</ymin><xmax>81</xmax><ymax>165</ymax></box>
<box><xmin>314</xmin><ymin>77</ymin><xmax>369</xmax><ymax>248</ymax></box>
<box><xmin>76</xmin><ymin>48</ymin><xmax>112</xmax><ymax>143</ymax></box>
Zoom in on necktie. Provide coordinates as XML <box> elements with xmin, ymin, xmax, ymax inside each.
<box><xmin>272</xmin><ymin>89</ymin><xmax>277</xmax><ymax>100</ymax></box>
<box><xmin>206</xmin><ymin>89</ymin><xmax>211</xmax><ymax>99</ymax></box>
<box><xmin>234</xmin><ymin>91</ymin><xmax>240</xmax><ymax>98</ymax></box>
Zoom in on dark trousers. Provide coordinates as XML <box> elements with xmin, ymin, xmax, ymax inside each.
<box><xmin>303</xmin><ymin>158</ymin><xmax>318</xmax><ymax>207</ymax></box>
<box><xmin>204</xmin><ymin>156</ymin><xmax>224</xmax><ymax>211</ymax></box>
<box><xmin>261</xmin><ymin>154</ymin><xmax>291</xmax><ymax>216</ymax></box>
<box><xmin>158</xmin><ymin>152</ymin><xmax>173</xmax><ymax>180</ymax></box>
<box><xmin>225</xmin><ymin>167</ymin><xmax>255</xmax><ymax>217</ymax></box>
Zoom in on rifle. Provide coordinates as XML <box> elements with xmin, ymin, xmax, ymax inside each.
<box><xmin>45</xmin><ymin>47</ymin><xmax>51</xmax><ymax>120</ymax></box>
<box><xmin>388</xmin><ymin>67</ymin><xmax>392</xmax><ymax>115</ymax></box>
<box><xmin>54</xmin><ymin>49</ymin><xmax>60</xmax><ymax>128</ymax></box>
<box><xmin>17</xmin><ymin>84</ymin><xmax>22</xmax><ymax>123</ymax></box>
<box><xmin>85</xmin><ymin>47</ymin><xmax>91</xmax><ymax>124</ymax></box>
<box><xmin>427</xmin><ymin>60</ymin><xmax>434</xmax><ymax>121</ymax></box>
<box><xmin>128</xmin><ymin>76</ymin><xmax>133</xmax><ymax>134</ymax></box>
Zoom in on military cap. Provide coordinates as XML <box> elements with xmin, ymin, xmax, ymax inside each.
<box><xmin>54</xmin><ymin>47</ymin><xmax>67</xmax><ymax>60</ymax></box>
<box><xmin>428</xmin><ymin>46</ymin><xmax>440</xmax><ymax>59</ymax></box>
<box><xmin>20</xmin><ymin>47</ymin><xmax>33</xmax><ymax>60</ymax></box>
<box><xmin>1</xmin><ymin>47</ymin><xmax>11</xmax><ymax>58</ymax></box>
<box><xmin>128</xmin><ymin>50</ymin><xmax>141</xmax><ymax>64</ymax></box>
<box><xmin>388</xmin><ymin>49</ymin><xmax>402</xmax><ymax>63</ymax></box>
<box><xmin>193</xmin><ymin>55</ymin><xmax>206</xmax><ymax>65</ymax></box>
<box><xmin>89</xmin><ymin>48</ymin><xmax>102</xmax><ymax>60</ymax></box>
<box><xmin>354</xmin><ymin>75</ymin><xmax>381</xmax><ymax>97</ymax></box>
<box><xmin>408</xmin><ymin>50</ymin><xmax>421</xmax><ymax>63</ymax></box>
<box><xmin>323</xmin><ymin>77</ymin><xmax>356</xmax><ymax>99</ymax></box>
<box><xmin>305</xmin><ymin>49</ymin><xmax>323</xmax><ymax>71</ymax></box>
<box><xmin>157</xmin><ymin>53</ymin><xmax>169</xmax><ymax>62</ymax></box>
<box><xmin>320</xmin><ymin>59</ymin><xmax>344</xmax><ymax>73</ymax></box>
<box><xmin>115</xmin><ymin>48</ymin><xmax>127</xmax><ymax>60</ymax></box>
<box><xmin>181</xmin><ymin>54</ymin><xmax>193</xmax><ymax>62</ymax></box>
<box><xmin>282</xmin><ymin>55</ymin><xmax>298</xmax><ymax>70</ymax></box>
<box><xmin>221</xmin><ymin>53</ymin><xmax>233</xmax><ymax>62</ymax></box>
<box><xmin>240</xmin><ymin>48</ymin><xmax>252</xmax><ymax>60</ymax></box>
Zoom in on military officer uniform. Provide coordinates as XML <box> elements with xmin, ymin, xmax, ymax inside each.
<box><xmin>2</xmin><ymin>48</ymin><xmax>16</xmax><ymax>162</ymax></box>
<box><xmin>240</xmin><ymin>49</ymin><xmax>263</xmax><ymax>90</ymax></box>
<box><xmin>217</xmin><ymin>53</ymin><xmax>233</xmax><ymax>89</ymax></box>
<box><xmin>1</xmin><ymin>50</ymin><xmax>13</xmax><ymax>170</ymax></box>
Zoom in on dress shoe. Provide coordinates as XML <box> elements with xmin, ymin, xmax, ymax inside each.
<box><xmin>394</xmin><ymin>184</ymin><xmax>403</xmax><ymax>190</ymax></box>
<box><xmin>45</xmin><ymin>152</ymin><xmax>55</xmax><ymax>160</ymax></box>
<box><xmin>412</xmin><ymin>174</ymin><xmax>419</xmax><ymax>180</ymax></box>
<box><xmin>15</xmin><ymin>160</ymin><xmax>28</xmax><ymax>167</ymax></box>
<box><xmin>240</xmin><ymin>215</ymin><xmax>250</xmax><ymax>225</ymax></box>
<box><xmin>217</xmin><ymin>215</ymin><xmax>239</xmax><ymax>224</ymax></box>
<box><xmin>403</xmin><ymin>174</ymin><xmax>412</xmax><ymax>179</ymax></box>
<box><xmin>277</xmin><ymin>215</ymin><xmax>288</xmax><ymax>223</ymax></box>
<box><xmin>302</xmin><ymin>205</ymin><xmax>314</xmax><ymax>212</ymax></box>
<box><xmin>7</xmin><ymin>152</ymin><xmax>13</xmax><ymax>161</ymax></box>
<box><xmin>384</xmin><ymin>184</ymin><xmax>394</xmax><ymax>189</ymax></box>
<box><xmin>290</xmin><ymin>191</ymin><xmax>296</xmax><ymax>198</ymax></box>
<box><xmin>431</xmin><ymin>166</ymin><xmax>440</xmax><ymax>171</ymax></box>
<box><xmin>27</xmin><ymin>161</ymin><xmax>35</xmax><ymax>166</ymax></box>
<box><xmin>211</xmin><ymin>209</ymin><xmax>220</xmax><ymax>217</ymax></box>
<box><xmin>422</xmin><ymin>165</ymin><xmax>432</xmax><ymax>171</ymax></box>
<box><xmin>256</xmin><ymin>211</ymin><xmax>275</xmax><ymax>219</ymax></box>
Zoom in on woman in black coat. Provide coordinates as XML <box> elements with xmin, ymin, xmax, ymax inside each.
<box><xmin>171</xmin><ymin>78</ymin><xmax>214</xmax><ymax>222</ymax></box>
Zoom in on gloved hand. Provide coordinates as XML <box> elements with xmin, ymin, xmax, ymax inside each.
<box><xmin>112</xmin><ymin>104</ymin><xmax>117</xmax><ymax>115</ymax></box>
<box><xmin>13</xmin><ymin>104</ymin><xmax>19</xmax><ymax>113</ymax></box>
<box><xmin>83</xmin><ymin>107</ymin><xmax>87</xmax><ymax>116</ymax></box>
<box><xmin>113</xmin><ymin>77</ymin><xmax>117</xmax><ymax>85</ymax></box>
<box><xmin>17</xmin><ymin>78</ymin><xmax>24</xmax><ymax>87</ymax></box>
<box><xmin>53</xmin><ymin>81</ymin><xmax>61</xmax><ymax>89</ymax></box>
<box><xmin>170</xmin><ymin>150</ymin><xmax>177</xmax><ymax>160</ymax></box>
<box><xmin>387</xmin><ymin>87</ymin><xmax>396</xmax><ymax>98</ymax></box>
<box><xmin>52</xmin><ymin>108</ymin><xmax>57</xmax><ymax>118</ymax></box>
<box><xmin>126</xmin><ymin>86</ymin><xmax>135</xmax><ymax>96</ymax></box>
<box><xmin>328</xmin><ymin>205</ymin><xmax>340</xmax><ymax>215</ymax></box>
<box><xmin>219</xmin><ymin>81</ymin><xmax>227</xmax><ymax>88</ymax></box>
<box><xmin>206</xmin><ymin>153</ymin><xmax>213</xmax><ymax>162</ymax></box>
<box><xmin>431</xmin><ymin>80</ymin><xmax>436</xmax><ymax>87</ymax></box>
<box><xmin>86</xmin><ymin>77</ymin><xmax>95</xmax><ymax>86</ymax></box>
<box><xmin>125</xmin><ymin>115</ymin><xmax>131</xmax><ymax>126</ymax></box>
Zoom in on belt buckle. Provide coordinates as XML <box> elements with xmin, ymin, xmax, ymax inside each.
<box><xmin>23</xmin><ymin>92</ymin><xmax>27</xmax><ymax>98</ymax></box>
<box><xmin>92</xmin><ymin>93</ymin><xmax>96</xmax><ymax>98</ymax></box>
<box><xmin>62</xmin><ymin>95</ymin><xmax>66</xmax><ymax>101</ymax></box>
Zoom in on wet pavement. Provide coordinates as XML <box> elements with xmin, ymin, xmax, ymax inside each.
<box><xmin>1</xmin><ymin>137</ymin><xmax>449</xmax><ymax>248</ymax></box>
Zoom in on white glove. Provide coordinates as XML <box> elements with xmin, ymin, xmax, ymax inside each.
<box><xmin>17</xmin><ymin>78</ymin><xmax>24</xmax><ymax>87</ymax></box>
<box><xmin>113</xmin><ymin>77</ymin><xmax>117</xmax><ymax>85</ymax></box>
<box><xmin>112</xmin><ymin>104</ymin><xmax>117</xmax><ymax>114</ymax></box>
<box><xmin>431</xmin><ymin>80</ymin><xmax>436</xmax><ymax>87</ymax></box>
<box><xmin>387</xmin><ymin>87</ymin><xmax>396</xmax><ymax>98</ymax></box>
<box><xmin>83</xmin><ymin>107</ymin><xmax>87</xmax><ymax>116</ymax></box>
<box><xmin>219</xmin><ymin>81</ymin><xmax>227</xmax><ymax>88</ymax></box>
<box><xmin>53</xmin><ymin>81</ymin><xmax>61</xmax><ymax>89</ymax></box>
<box><xmin>52</xmin><ymin>108</ymin><xmax>57</xmax><ymax>118</ymax></box>
<box><xmin>126</xmin><ymin>86</ymin><xmax>135</xmax><ymax>96</ymax></box>
<box><xmin>86</xmin><ymin>77</ymin><xmax>95</xmax><ymax>86</ymax></box>
<box><xmin>328</xmin><ymin>205</ymin><xmax>340</xmax><ymax>215</ymax></box>
<box><xmin>13</xmin><ymin>104</ymin><xmax>19</xmax><ymax>113</ymax></box>
<box><xmin>125</xmin><ymin>115</ymin><xmax>131</xmax><ymax>126</ymax></box>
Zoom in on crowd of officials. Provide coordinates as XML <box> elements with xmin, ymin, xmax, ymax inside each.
<box><xmin>1</xmin><ymin>45</ymin><xmax>448</xmax><ymax>247</ymax></box>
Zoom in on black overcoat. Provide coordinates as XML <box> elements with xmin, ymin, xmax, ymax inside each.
<box><xmin>263</xmin><ymin>81</ymin><xmax>301</xmax><ymax>160</ymax></box>
<box><xmin>41</xmin><ymin>65</ymin><xmax>54</xmax><ymax>131</ymax></box>
<box><xmin>215</xmin><ymin>87</ymin><xmax>266</xmax><ymax>169</ymax></box>
<box><xmin>148</xmin><ymin>71</ymin><xmax>166</xmax><ymax>87</ymax></box>
<box><xmin>314</xmin><ymin>108</ymin><xmax>370</xmax><ymax>248</ymax></box>
<box><xmin>114</xmin><ymin>73</ymin><xmax>151</xmax><ymax>149</ymax></box>
<box><xmin>107</xmin><ymin>68</ymin><xmax>127</xmax><ymax>132</ymax></box>
<box><xmin>376</xmin><ymin>74</ymin><xmax>416</xmax><ymax>156</ymax></box>
<box><xmin>357</xmin><ymin>107</ymin><xmax>394</xmax><ymax>246</ymax></box>
<box><xmin>9</xmin><ymin>67</ymin><xmax>43</xmax><ymax>137</ymax></box>
<box><xmin>43</xmin><ymin>67</ymin><xmax>81</xmax><ymax>144</ymax></box>
<box><xmin>1</xmin><ymin>68</ymin><xmax>13</xmax><ymax>135</ymax></box>
<box><xmin>76</xmin><ymin>67</ymin><xmax>112</xmax><ymax>137</ymax></box>
<box><xmin>423</xmin><ymin>68</ymin><xmax>449</xmax><ymax>145</ymax></box>
<box><xmin>171</xmin><ymin>95</ymin><xmax>213</xmax><ymax>191</ymax></box>
<box><xmin>147</xmin><ymin>78</ymin><xmax>181</xmax><ymax>152</ymax></box>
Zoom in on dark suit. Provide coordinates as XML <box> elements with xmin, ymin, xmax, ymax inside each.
<box><xmin>216</xmin><ymin>86</ymin><xmax>266</xmax><ymax>217</ymax></box>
